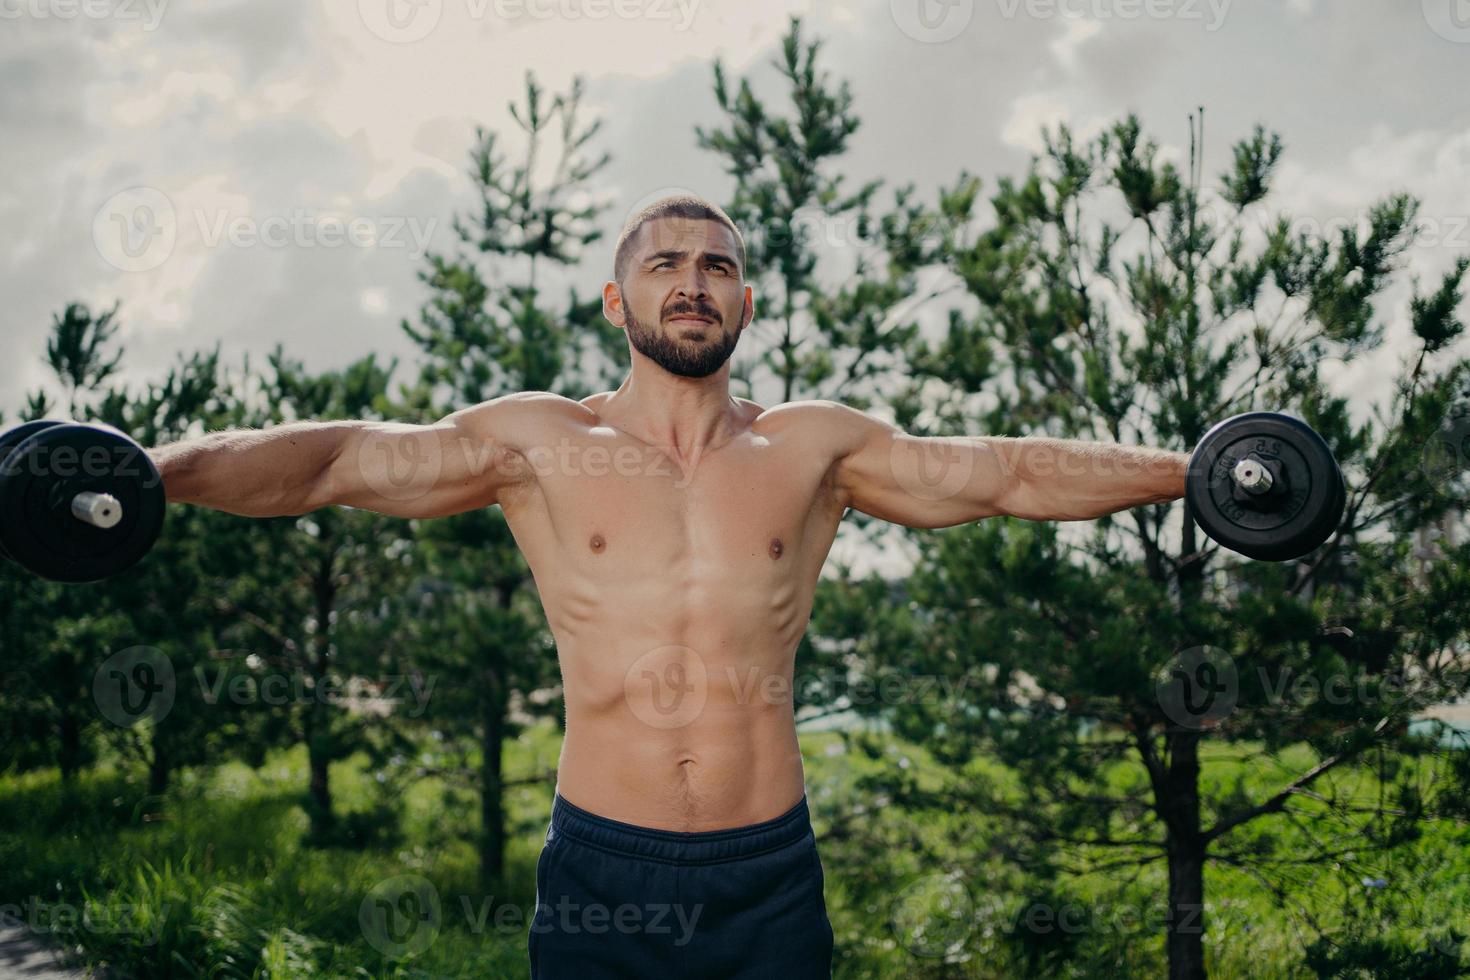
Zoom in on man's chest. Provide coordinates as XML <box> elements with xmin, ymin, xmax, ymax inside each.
<box><xmin>500</xmin><ymin>431</ymin><xmax>846</xmax><ymax>573</ymax></box>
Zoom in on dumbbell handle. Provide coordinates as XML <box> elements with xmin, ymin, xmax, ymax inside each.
<box><xmin>71</xmin><ymin>491</ymin><xmax>123</xmax><ymax>530</ymax></box>
<box><xmin>1231</xmin><ymin>457</ymin><xmax>1273</xmax><ymax>495</ymax></box>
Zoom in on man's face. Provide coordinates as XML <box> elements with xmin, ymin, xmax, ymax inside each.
<box><xmin>610</xmin><ymin>217</ymin><xmax>752</xmax><ymax>379</ymax></box>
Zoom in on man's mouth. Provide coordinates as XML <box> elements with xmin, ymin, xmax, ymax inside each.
<box><xmin>669</xmin><ymin>314</ymin><xmax>715</xmax><ymax>325</ymax></box>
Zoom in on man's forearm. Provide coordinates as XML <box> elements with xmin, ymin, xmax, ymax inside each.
<box><xmin>147</xmin><ymin>422</ymin><xmax>347</xmax><ymax>517</ymax></box>
<box><xmin>986</xmin><ymin>437</ymin><xmax>1189</xmax><ymax>521</ymax></box>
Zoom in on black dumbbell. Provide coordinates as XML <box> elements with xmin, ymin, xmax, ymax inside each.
<box><xmin>1186</xmin><ymin>411</ymin><xmax>1346</xmax><ymax>562</ymax></box>
<box><xmin>0</xmin><ymin>421</ymin><xmax>165</xmax><ymax>583</ymax></box>
<box><xmin>0</xmin><ymin>420</ymin><xmax>66</xmax><ymax>561</ymax></box>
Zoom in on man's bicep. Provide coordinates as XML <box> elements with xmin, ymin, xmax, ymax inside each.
<box><xmin>831</xmin><ymin>407</ymin><xmax>1016</xmax><ymax>528</ymax></box>
<box><xmin>325</xmin><ymin>396</ymin><xmax>538</xmax><ymax>518</ymax></box>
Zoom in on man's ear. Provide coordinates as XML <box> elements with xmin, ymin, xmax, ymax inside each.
<box><xmin>740</xmin><ymin>284</ymin><xmax>755</xmax><ymax>332</ymax></box>
<box><xmin>603</xmin><ymin>280</ymin><xmax>627</xmax><ymax>329</ymax></box>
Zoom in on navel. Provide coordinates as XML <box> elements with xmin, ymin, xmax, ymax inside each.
<box><xmin>768</xmin><ymin>537</ymin><xmax>784</xmax><ymax>560</ymax></box>
<box><xmin>589</xmin><ymin>533</ymin><xmax>606</xmax><ymax>554</ymax></box>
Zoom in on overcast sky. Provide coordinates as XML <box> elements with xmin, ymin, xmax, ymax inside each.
<box><xmin>3</xmin><ymin>0</ymin><xmax>1467</xmax><ymax>442</ymax></box>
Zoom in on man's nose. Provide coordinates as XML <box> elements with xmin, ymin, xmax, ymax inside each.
<box><xmin>675</xmin><ymin>268</ymin><xmax>711</xmax><ymax>299</ymax></box>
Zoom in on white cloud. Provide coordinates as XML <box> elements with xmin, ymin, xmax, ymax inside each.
<box><xmin>1001</xmin><ymin>93</ymin><xmax>1071</xmax><ymax>154</ymax></box>
<box><xmin>360</xmin><ymin>288</ymin><xmax>389</xmax><ymax>314</ymax></box>
<box><xmin>1000</xmin><ymin>93</ymin><xmax>1110</xmax><ymax>155</ymax></box>
<box><xmin>0</xmin><ymin>0</ymin><xmax>1466</xmax><ymax>430</ymax></box>
<box><xmin>1050</xmin><ymin>16</ymin><xmax>1102</xmax><ymax>71</ymax></box>
<box><xmin>310</xmin><ymin>0</ymin><xmax>828</xmax><ymax>200</ymax></box>
<box><xmin>108</xmin><ymin>69</ymin><xmax>238</xmax><ymax>127</ymax></box>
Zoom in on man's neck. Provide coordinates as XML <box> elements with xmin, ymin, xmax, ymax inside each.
<box><xmin>600</xmin><ymin>367</ymin><xmax>744</xmax><ymax>461</ymax></box>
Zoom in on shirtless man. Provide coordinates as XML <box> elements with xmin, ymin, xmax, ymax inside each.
<box><xmin>151</xmin><ymin>195</ymin><xmax>1189</xmax><ymax>977</ymax></box>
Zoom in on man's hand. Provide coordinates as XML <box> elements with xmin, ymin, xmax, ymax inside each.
<box><xmin>811</xmin><ymin>401</ymin><xmax>1188</xmax><ymax>528</ymax></box>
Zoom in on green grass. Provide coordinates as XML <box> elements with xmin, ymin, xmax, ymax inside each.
<box><xmin>0</xmin><ymin>735</ymin><xmax>556</xmax><ymax>978</ymax></box>
<box><xmin>798</xmin><ymin>729</ymin><xmax>1470</xmax><ymax>979</ymax></box>
<box><xmin>1</xmin><ymin>725</ymin><xmax>1466</xmax><ymax>978</ymax></box>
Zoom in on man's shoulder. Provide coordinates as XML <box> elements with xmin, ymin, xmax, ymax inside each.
<box><xmin>468</xmin><ymin>392</ymin><xmax>883</xmax><ymax>450</ymax></box>
<box><xmin>458</xmin><ymin>391</ymin><xmax>597</xmax><ymax>446</ymax></box>
<box><xmin>753</xmin><ymin>398</ymin><xmax>873</xmax><ymax>427</ymax></box>
<box><xmin>751</xmin><ymin>399</ymin><xmax>884</xmax><ymax>452</ymax></box>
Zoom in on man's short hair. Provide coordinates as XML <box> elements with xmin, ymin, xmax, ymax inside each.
<box><xmin>613</xmin><ymin>195</ymin><xmax>746</xmax><ymax>285</ymax></box>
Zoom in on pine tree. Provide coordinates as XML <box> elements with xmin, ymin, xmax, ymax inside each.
<box><xmin>822</xmin><ymin>111</ymin><xmax>1470</xmax><ymax>978</ymax></box>
<box><xmin>397</xmin><ymin>71</ymin><xmax>614</xmax><ymax>890</ymax></box>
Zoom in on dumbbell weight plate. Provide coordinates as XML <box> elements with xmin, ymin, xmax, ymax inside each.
<box><xmin>0</xmin><ymin>423</ymin><xmax>165</xmax><ymax>583</ymax></box>
<box><xmin>0</xmin><ymin>420</ymin><xmax>67</xmax><ymax>560</ymax></box>
<box><xmin>1186</xmin><ymin>412</ymin><xmax>1345</xmax><ymax>562</ymax></box>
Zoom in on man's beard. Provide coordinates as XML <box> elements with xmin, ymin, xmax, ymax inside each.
<box><xmin>625</xmin><ymin>304</ymin><xmax>739</xmax><ymax>379</ymax></box>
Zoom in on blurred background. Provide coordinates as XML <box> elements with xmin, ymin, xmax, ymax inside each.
<box><xmin>1</xmin><ymin>1</ymin><xmax>1469</xmax><ymax>976</ymax></box>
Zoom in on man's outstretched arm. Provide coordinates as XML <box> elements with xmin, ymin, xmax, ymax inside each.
<box><xmin>817</xmin><ymin>401</ymin><xmax>1189</xmax><ymax>528</ymax></box>
<box><xmin>147</xmin><ymin>393</ymin><xmax>548</xmax><ymax>519</ymax></box>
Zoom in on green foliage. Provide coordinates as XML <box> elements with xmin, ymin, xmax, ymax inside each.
<box><xmin>698</xmin><ymin>14</ymin><xmax>911</xmax><ymax>407</ymax></box>
<box><xmin>0</xmin><ymin>744</ymin><xmax>545</xmax><ymax>978</ymax></box>
<box><xmin>401</xmin><ymin>71</ymin><xmax>618</xmax><ymax>407</ymax></box>
<box><xmin>388</xmin><ymin>70</ymin><xmax>614</xmax><ymax>891</ymax></box>
<box><xmin>45</xmin><ymin>301</ymin><xmax>123</xmax><ymax>417</ymax></box>
<box><xmin>1302</xmin><ymin>934</ymin><xmax>1469</xmax><ymax>979</ymax></box>
<box><xmin>3</xmin><ymin>19</ymin><xmax>1467</xmax><ymax>980</ymax></box>
<box><xmin>4</xmin><ymin>724</ymin><xmax>1470</xmax><ymax>976</ymax></box>
<box><xmin>805</xmin><ymin>104</ymin><xmax>1470</xmax><ymax>979</ymax></box>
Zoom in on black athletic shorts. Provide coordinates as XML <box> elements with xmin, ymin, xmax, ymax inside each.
<box><xmin>528</xmin><ymin>793</ymin><xmax>834</xmax><ymax>978</ymax></box>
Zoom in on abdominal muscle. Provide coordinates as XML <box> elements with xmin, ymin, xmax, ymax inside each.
<box><xmin>554</xmin><ymin>647</ymin><xmax>809</xmax><ymax>832</ymax></box>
